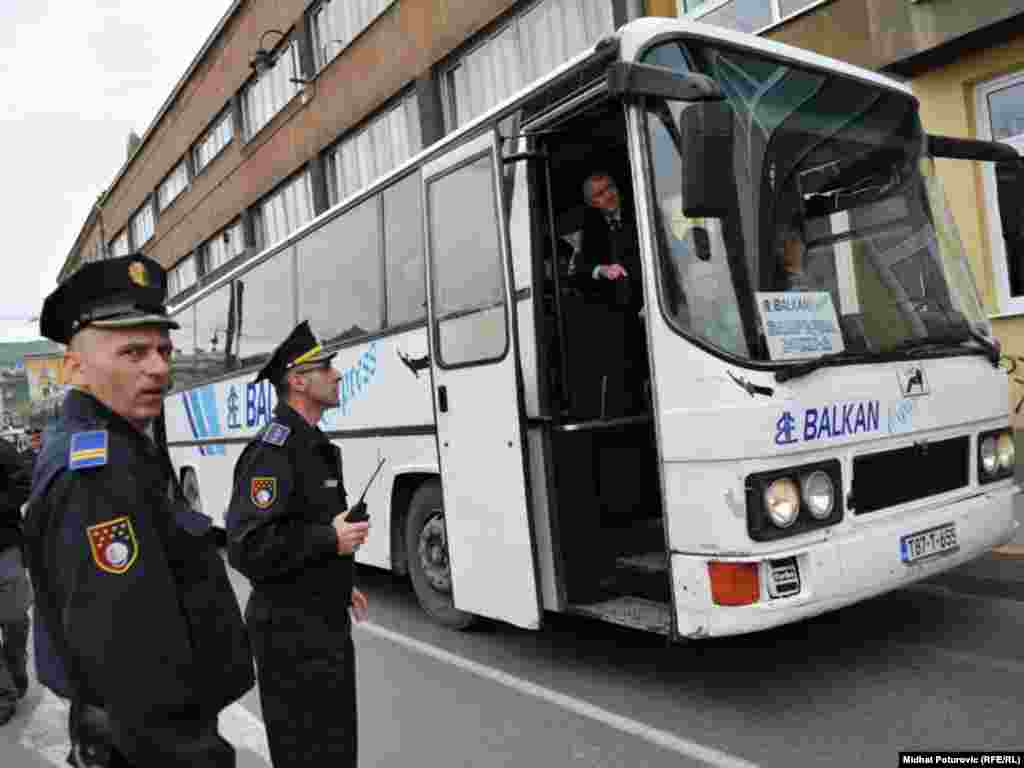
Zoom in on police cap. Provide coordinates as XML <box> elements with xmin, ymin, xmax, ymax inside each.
<box><xmin>255</xmin><ymin>320</ymin><xmax>336</xmax><ymax>385</ymax></box>
<box><xmin>40</xmin><ymin>254</ymin><xmax>179</xmax><ymax>344</ymax></box>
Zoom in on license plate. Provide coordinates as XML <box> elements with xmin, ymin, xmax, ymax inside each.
<box><xmin>768</xmin><ymin>557</ymin><xmax>801</xmax><ymax>599</ymax></box>
<box><xmin>900</xmin><ymin>523</ymin><xmax>959</xmax><ymax>565</ymax></box>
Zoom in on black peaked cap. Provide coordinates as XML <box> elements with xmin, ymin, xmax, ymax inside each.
<box><xmin>255</xmin><ymin>320</ymin><xmax>336</xmax><ymax>385</ymax></box>
<box><xmin>40</xmin><ymin>254</ymin><xmax>178</xmax><ymax>344</ymax></box>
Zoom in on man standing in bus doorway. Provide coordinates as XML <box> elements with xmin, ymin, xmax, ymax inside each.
<box><xmin>24</xmin><ymin>254</ymin><xmax>255</xmax><ymax>767</ymax></box>
<box><xmin>226</xmin><ymin>320</ymin><xmax>370</xmax><ymax>768</ymax></box>
<box><xmin>0</xmin><ymin>431</ymin><xmax>32</xmax><ymax>726</ymax></box>
<box><xmin>577</xmin><ymin>170</ymin><xmax>649</xmax><ymax>417</ymax></box>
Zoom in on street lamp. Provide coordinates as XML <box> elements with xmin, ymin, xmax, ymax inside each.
<box><xmin>250</xmin><ymin>28</ymin><xmax>313</xmax><ymax>86</ymax></box>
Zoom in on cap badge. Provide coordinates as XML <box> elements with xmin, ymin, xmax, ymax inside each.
<box><xmin>128</xmin><ymin>261</ymin><xmax>149</xmax><ymax>287</ymax></box>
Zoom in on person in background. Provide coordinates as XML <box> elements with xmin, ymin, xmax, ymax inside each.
<box><xmin>0</xmin><ymin>434</ymin><xmax>31</xmax><ymax>725</ymax></box>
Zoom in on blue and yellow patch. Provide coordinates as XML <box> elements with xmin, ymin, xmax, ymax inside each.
<box><xmin>69</xmin><ymin>430</ymin><xmax>108</xmax><ymax>470</ymax></box>
<box><xmin>262</xmin><ymin>423</ymin><xmax>291</xmax><ymax>447</ymax></box>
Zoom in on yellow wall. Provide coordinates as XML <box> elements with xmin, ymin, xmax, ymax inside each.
<box><xmin>645</xmin><ymin>0</ymin><xmax>678</xmax><ymax>16</ymax></box>
<box><xmin>912</xmin><ymin>32</ymin><xmax>1024</xmax><ymax>423</ymax></box>
<box><xmin>24</xmin><ymin>354</ymin><xmax>66</xmax><ymax>403</ymax></box>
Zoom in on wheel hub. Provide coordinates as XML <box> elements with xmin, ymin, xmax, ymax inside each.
<box><xmin>417</xmin><ymin>511</ymin><xmax>451</xmax><ymax>593</ymax></box>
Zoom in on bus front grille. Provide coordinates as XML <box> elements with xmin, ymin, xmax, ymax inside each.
<box><xmin>852</xmin><ymin>436</ymin><xmax>970</xmax><ymax>515</ymax></box>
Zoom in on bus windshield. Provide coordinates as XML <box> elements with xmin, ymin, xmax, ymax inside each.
<box><xmin>641</xmin><ymin>40</ymin><xmax>989</xmax><ymax>364</ymax></box>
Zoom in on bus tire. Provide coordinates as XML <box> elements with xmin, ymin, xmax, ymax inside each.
<box><xmin>405</xmin><ymin>479</ymin><xmax>476</xmax><ymax>630</ymax></box>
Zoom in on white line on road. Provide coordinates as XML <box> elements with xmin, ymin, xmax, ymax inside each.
<box><xmin>357</xmin><ymin>620</ymin><xmax>761</xmax><ymax>768</ymax></box>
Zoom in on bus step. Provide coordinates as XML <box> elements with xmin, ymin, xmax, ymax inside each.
<box><xmin>615</xmin><ymin>551</ymin><xmax>668</xmax><ymax>574</ymax></box>
<box><xmin>569</xmin><ymin>597</ymin><xmax>671</xmax><ymax>635</ymax></box>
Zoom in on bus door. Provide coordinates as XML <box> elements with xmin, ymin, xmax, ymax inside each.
<box><xmin>421</xmin><ymin>131</ymin><xmax>541</xmax><ymax>629</ymax></box>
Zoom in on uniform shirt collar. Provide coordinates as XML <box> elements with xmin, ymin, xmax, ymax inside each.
<box><xmin>272</xmin><ymin>402</ymin><xmax>329</xmax><ymax>446</ymax></box>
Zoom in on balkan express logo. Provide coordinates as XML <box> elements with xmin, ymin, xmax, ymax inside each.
<box><xmin>182</xmin><ymin>385</ymin><xmax>226</xmax><ymax>456</ymax></box>
<box><xmin>775</xmin><ymin>400</ymin><xmax>881</xmax><ymax>446</ymax></box>
<box><xmin>322</xmin><ymin>341</ymin><xmax>379</xmax><ymax>425</ymax></box>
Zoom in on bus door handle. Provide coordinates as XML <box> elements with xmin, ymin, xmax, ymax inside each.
<box><xmin>438</xmin><ymin>385</ymin><xmax>448</xmax><ymax>413</ymax></box>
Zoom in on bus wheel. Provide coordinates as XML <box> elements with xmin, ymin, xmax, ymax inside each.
<box><xmin>405</xmin><ymin>480</ymin><xmax>476</xmax><ymax>630</ymax></box>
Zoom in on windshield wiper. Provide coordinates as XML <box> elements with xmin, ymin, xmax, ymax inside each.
<box><xmin>774</xmin><ymin>350</ymin><xmax>874</xmax><ymax>383</ymax></box>
<box><xmin>886</xmin><ymin>333</ymin><xmax>999</xmax><ymax>365</ymax></box>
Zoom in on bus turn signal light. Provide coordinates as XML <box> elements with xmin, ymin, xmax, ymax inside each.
<box><xmin>708</xmin><ymin>561</ymin><xmax>760</xmax><ymax>606</ymax></box>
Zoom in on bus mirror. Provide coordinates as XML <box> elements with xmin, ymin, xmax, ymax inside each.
<box><xmin>607</xmin><ymin>62</ymin><xmax>722</xmax><ymax>102</ymax></box>
<box><xmin>679</xmin><ymin>102</ymin><xmax>735</xmax><ymax>218</ymax></box>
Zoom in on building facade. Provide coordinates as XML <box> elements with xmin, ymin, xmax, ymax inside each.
<box><xmin>60</xmin><ymin>0</ymin><xmax>663</xmax><ymax>295</ymax></box>
<box><xmin>673</xmin><ymin>0</ymin><xmax>1024</xmax><ymax>422</ymax></box>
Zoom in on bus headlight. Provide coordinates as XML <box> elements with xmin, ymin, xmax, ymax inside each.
<box><xmin>764</xmin><ymin>478</ymin><xmax>799</xmax><ymax>528</ymax></box>
<box><xmin>801</xmin><ymin>470</ymin><xmax>835</xmax><ymax>520</ymax></box>
<box><xmin>997</xmin><ymin>432</ymin><xmax>1015</xmax><ymax>472</ymax></box>
<box><xmin>979</xmin><ymin>429</ymin><xmax>1015</xmax><ymax>483</ymax></box>
<box><xmin>979</xmin><ymin>435</ymin><xmax>999</xmax><ymax>477</ymax></box>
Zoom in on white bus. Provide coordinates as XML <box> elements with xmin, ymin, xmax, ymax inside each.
<box><xmin>164</xmin><ymin>17</ymin><xmax>1022</xmax><ymax>640</ymax></box>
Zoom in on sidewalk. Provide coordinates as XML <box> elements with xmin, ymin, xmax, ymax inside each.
<box><xmin>925</xmin><ymin>484</ymin><xmax>1024</xmax><ymax>602</ymax></box>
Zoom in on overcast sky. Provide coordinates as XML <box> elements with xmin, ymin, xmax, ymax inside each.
<box><xmin>0</xmin><ymin>0</ymin><xmax>233</xmax><ymax>341</ymax></box>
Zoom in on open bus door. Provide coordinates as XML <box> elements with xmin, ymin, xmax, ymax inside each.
<box><xmin>421</xmin><ymin>131</ymin><xmax>541</xmax><ymax>629</ymax></box>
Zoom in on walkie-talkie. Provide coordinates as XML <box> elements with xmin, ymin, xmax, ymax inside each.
<box><xmin>346</xmin><ymin>457</ymin><xmax>385</xmax><ymax>522</ymax></box>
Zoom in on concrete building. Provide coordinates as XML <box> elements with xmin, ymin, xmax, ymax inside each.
<box><xmin>59</xmin><ymin>0</ymin><xmax>668</xmax><ymax>297</ymax></box>
<box><xmin>672</xmin><ymin>0</ymin><xmax>1024</xmax><ymax>424</ymax></box>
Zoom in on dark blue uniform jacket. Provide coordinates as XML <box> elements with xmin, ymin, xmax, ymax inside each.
<box><xmin>23</xmin><ymin>390</ymin><xmax>254</xmax><ymax>724</ymax></box>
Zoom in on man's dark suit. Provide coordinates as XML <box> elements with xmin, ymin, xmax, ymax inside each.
<box><xmin>563</xmin><ymin>204</ymin><xmax>648</xmax><ymax>420</ymax></box>
<box><xmin>574</xmin><ymin>206</ymin><xmax>643</xmax><ymax>312</ymax></box>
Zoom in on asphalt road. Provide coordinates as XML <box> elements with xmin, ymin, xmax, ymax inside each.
<box><xmin>3</xmin><ymin>556</ymin><xmax>1023</xmax><ymax>767</ymax></box>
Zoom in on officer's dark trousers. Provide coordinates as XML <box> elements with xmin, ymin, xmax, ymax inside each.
<box><xmin>247</xmin><ymin>592</ymin><xmax>357</xmax><ymax>767</ymax></box>
<box><xmin>66</xmin><ymin>701</ymin><xmax>234</xmax><ymax>768</ymax></box>
<box><xmin>0</xmin><ymin>616</ymin><xmax>28</xmax><ymax>709</ymax></box>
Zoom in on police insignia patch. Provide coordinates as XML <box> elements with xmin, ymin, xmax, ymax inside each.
<box><xmin>262</xmin><ymin>423</ymin><xmax>291</xmax><ymax>446</ymax></box>
<box><xmin>87</xmin><ymin>517</ymin><xmax>138</xmax><ymax>574</ymax></box>
<box><xmin>251</xmin><ymin>477</ymin><xmax>277</xmax><ymax>509</ymax></box>
<box><xmin>69</xmin><ymin>430</ymin><xmax>108</xmax><ymax>470</ymax></box>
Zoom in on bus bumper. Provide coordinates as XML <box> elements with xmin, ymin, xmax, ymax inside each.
<box><xmin>672</xmin><ymin>485</ymin><xmax>1020</xmax><ymax>639</ymax></box>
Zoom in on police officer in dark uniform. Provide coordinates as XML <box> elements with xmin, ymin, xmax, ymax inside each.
<box><xmin>226</xmin><ymin>321</ymin><xmax>370</xmax><ymax>768</ymax></box>
<box><xmin>23</xmin><ymin>254</ymin><xmax>254</xmax><ymax>767</ymax></box>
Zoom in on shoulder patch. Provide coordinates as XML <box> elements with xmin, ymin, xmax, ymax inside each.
<box><xmin>69</xmin><ymin>430</ymin><xmax>108</xmax><ymax>470</ymax></box>
<box><xmin>262</xmin><ymin>422</ymin><xmax>291</xmax><ymax>447</ymax></box>
<box><xmin>87</xmin><ymin>516</ymin><xmax>138</xmax><ymax>574</ymax></box>
<box><xmin>250</xmin><ymin>477</ymin><xmax>278</xmax><ymax>509</ymax></box>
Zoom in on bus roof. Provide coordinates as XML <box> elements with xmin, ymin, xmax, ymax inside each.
<box><xmin>170</xmin><ymin>16</ymin><xmax>915</xmax><ymax>316</ymax></box>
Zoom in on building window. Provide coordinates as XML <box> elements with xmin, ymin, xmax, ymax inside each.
<box><xmin>110</xmin><ymin>230</ymin><xmax>130</xmax><ymax>257</ymax></box>
<box><xmin>130</xmin><ymin>200</ymin><xmax>155</xmax><ymax>248</ymax></box>
<box><xmin>243</xmin><ymin>40</ymin><xmax>301</xmax><ymax>139</ymax></box>
<box><xmin>167</xmin><ymin>255</ymin><xmax>198</xmax><ymax>298</ymax></box>
<box><xmin>255</xmin><ymin>171</ymin><xmax>314</xmax><ymax>249</ymax></box>
<box><xmin>443</xmin><ymin>0</ymin><xmax>614</xmax><ymax>129</ymax></box>
<box><xmin>199</xmin><ymin>219</ymin><xmax>246</xmax><ymax>276</ymax></box>
<box><xmin>194</xmin><ymin>110</ymin><xmax>234</xmax><ymax>174</ymax></box>
<box><xmin>311</xmin><ymin>0</ymin><xmax>391</xmax><ymax>70</ymax></box>
<box><xmin>679</xmin><ymin>0</ymin><xmax>821</xmax><ymax>34</ymax></box>
<box><xmin>159</xmin><ymin>160</ymin><xmax>189</xmax><ymax>210</ymax></box>
<box><xmin>977</xmin><ymin>71</ymin><xmax>1024</xmax><ymax>315</ymax></box>
<box><xmin>326</xmin><ymin>92</ymin><xmax>421</xmax><ymax>205</ymax></box>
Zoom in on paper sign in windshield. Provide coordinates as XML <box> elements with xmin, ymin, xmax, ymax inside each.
<box><xmin>756</xmin><ymin>292</ymin><xmax>844</xmax><ymax>361</ymax></box>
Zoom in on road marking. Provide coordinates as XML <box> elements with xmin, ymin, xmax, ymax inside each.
<box><xmin>20</xmin><ymin>689</ymin><xmax>70</xmax><ymax>767</ymax></box>
<box><xmin>357</xmin><ymin>621</ymin><xmax>760</xmax><ymax>768</ymax></box>
<box><xmin>19</xmin><ymin>687</ymin><xmax>269</xmax><ymax>765</ymax></box>
<box><xmin>219</xmin><ymin>701</ymin><xmax>272</xmax><ymax>762</ymax></box>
